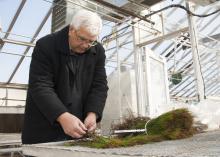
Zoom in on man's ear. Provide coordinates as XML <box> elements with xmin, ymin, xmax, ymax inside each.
<box><xmin>69</xmin><ymin>26</ymin><xmax>74</xmax><ymax>36</ymax></box>
<box><xmin>69</xmin><ymin>26</ymin><xmax>74</xmax><ymax>31</ymax></box>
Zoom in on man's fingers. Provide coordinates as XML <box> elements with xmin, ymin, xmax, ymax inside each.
<box><xmin>84</xmin><ymin>112</ymin><xmax>97</xmax><ymax>131</ymax></box>
<box><xmin>86</xmin><ymin>122</ymin><xmax>96</xmax><ymax>132</ymax></box>
<box><xmin>72</xmin><ymin>122</ymin><xmax>86</xmax><ymax>136</ymax></box>
<box><xmin>88</xmin><ymin>124</ymin><xmax>96</xmax><ymax>132</ymax></box>
<box><xmin>79</xmin><ymin>121</ymin><xmax>87</xmax><ymax>131</ymax></box>
<box><xmin>84</xmin><ymin>121</ymin><xmax>91</xmax><ymax>129</ymax></box>
<box><xmin>58</xmin><ymin>113</ymin><xmax>90</xmax><ymax>138</ymax></box>
<box><xmin>75</xmin><ymin>126</ymin><xmax>86</xmax><ymax>135</ymax></box>
<box><xmin>71</xmin><ymin>132</ymin><xmax>83</xmax><ymax>138</ymax></box>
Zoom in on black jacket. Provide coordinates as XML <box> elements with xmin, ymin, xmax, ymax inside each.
<box><xmin>22</xmin><ymin>26</ymin><xmax>108</xmax><ymax>144</ymax></box>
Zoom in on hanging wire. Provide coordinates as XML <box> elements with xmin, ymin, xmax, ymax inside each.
<box><xmin>145</xmin><ymin>4</ymin><xmax>220</xmax><ymax>18</ymax></box>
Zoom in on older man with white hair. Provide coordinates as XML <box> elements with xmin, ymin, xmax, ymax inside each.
<box><xmin>22</xmin><ymin>9</ymin><xmax>108</xmax><ymax>144</ymax></box>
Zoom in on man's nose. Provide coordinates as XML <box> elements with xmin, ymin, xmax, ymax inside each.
<box><xmin>81</xmin><ymin>42</ymin><xmax>90</xmax><ymax>48</ymax></box>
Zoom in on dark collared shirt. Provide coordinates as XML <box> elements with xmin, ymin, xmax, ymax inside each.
<box><xmin>68</xmin><ymin>50</ymin><xmax>86</xmax><ymax>114</ymax></box>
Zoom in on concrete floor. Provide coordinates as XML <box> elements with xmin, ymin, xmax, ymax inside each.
<box><xmin>0</xmin><ymin>133</ymin><xmax>21</xmax><ymax>144</ymax></box>
<box><xmin>23</xmin><ymin>129</ymin><xmax>220</xmax><ymax>157</ymax></box>
<box><xmin>0</xmin><ymin>133</ymin><xmax>21</xmax><ymax>157</ymax></box>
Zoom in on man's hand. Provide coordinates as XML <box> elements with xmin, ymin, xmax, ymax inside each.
<box><xmin>84</xmin><ymin>112</ymin><xmax>97</xmax><ymax>132</ymax></box>
<box><xmin>57</xmin><ymin>112</ymin><xmax>87</xmax><ymax>138</ymax></box>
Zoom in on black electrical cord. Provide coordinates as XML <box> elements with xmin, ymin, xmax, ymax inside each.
<box><xmin>145</xmin><ymin>4</ymin><xmax>220</xmax><ymax>18</ymax></box>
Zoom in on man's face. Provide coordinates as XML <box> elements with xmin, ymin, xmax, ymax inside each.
<box><xmin>69</xmin><ymin>26</ymin><xmax>97</xmax><ymax>54</ymax></box>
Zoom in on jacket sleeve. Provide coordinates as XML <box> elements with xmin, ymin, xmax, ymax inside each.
<box><xmin>84</xmin><ymin>44</ymin><xmax>108</xmax><ymax>122</ymax></box>
<box><xmin>28</xmin><ymin>40</ymin><xmax>68</xmax><ymax>125</ymax></box>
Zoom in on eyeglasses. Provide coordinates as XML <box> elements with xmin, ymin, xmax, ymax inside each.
<box><xmin>75</xmin><ymin>31</ymin><xmax>98</xmax><ymax>47</ymax></box>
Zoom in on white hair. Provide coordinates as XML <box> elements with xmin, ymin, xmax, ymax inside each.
<box><xmin>70</xmin><ymin>9</ymin><xmax>102</xmax><ymax>36</ymax></box>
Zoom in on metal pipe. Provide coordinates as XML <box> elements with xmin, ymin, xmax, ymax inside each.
<box><xmin>0</xmin><ymin>148</ymin><xmax>22</xmax><ymax>154</ymax></box>
<box><xmin>7</xmin><ymin>7</ymin><xmax>52</xmax><ymax>83</ymax></box>
<box><xmin>116</xmin><ymin>25</ymin><xmax>122</xmax><ymax>120</ymax></box>
<box><xmin>137</xmin><ymin>27</ymin><xmax>189</xmax><ymax>47</ymax></box>
<box><xmin>186</xmin><ymin>1</ymin><xmax>205</xmax><ymax>101</ymax></box>
<box><xmin>0</xmin><ymin>82</ymin><xmax>28</xmax><ymax>90</ymax></box>
<box><xmin>106</xmin><ymin>59</ymin><xmax>133</xmax><ymax>65</ymax></box>
<box><xmin>0</xmin><ymin>0</ymin><xmax>27</xmax><ymax>50</ymax></box>
<box><xmin>1</xmin><ymin>38</ymin><xmax>35</xmax><ymax>47</ymax></box>
<box><xmin>5</xmin><ymin>88</ymin><xmax>8</xmax><ymax>106</ymax></box>
<box><xmin>0</xmin><ymin>98</ymin><xmax>26</xmax><ymax>102</ymax></box>
<box><xmin>91</xmin><ymin>0</ymin><xmax>155</xmax><ymax>25</ymax></box>
<box><xmin>113</xmin><ymin>129</ymin><xmax>145</xmax><ymax>134</ymax></box>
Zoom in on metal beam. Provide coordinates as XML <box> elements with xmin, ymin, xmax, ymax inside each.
<box><xmin>0</xmin><ymin>148</ymin><xmax>22</xmax><ymax>154</ymax></box>
<box><xmin>185</xmin><ymin>2</ymin><xmax>205</xmax><ymax>101</ymax></box>
<box><xmin>200</xmin><ymin>33</ymin><xmax>220</xmax><ymax>43</ymax></box>
<box><xmin>137</xmin><ymin>27</ymin><xmax>189</xmax><ymax>47</ymax></box>
<box><xmin>0</xmin><ymin>38</ymin><xmax>35</xmax><ymax>47</ymax></box>
<box><xmin>0</xmin><ymin>0</ymin><xmax>27</xmax><ymax>50</ymax></box>
<box><xmin>7</xmin><ymin>7</ymin><xmax>52</xmax><ymax>83</ymax></box>
<box><xmin>91</xmin><ymin>0</ymin><xmax>155</xmax><ymax>25</ymax></box>
<box><xmin>0</xmin><ymin>82</ymin><xmax>27</xmax><ymax>90</ymax></box>
<box><xmin>106</xmin><ymin>35</ymin><xmax>133</xmax><ymax>63</ymax></box>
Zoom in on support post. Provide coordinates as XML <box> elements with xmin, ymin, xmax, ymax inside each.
<box><xmin>116</xmin><ymin>26</ymin><xmax>122</xmax><ymax>119</ymax></box>
<box><xmin>186</xmin><ymin>2</ymin><xmax>205</xmax><ymax>101</ymax></box>
<box><xmin>132</xmin><ymin>23</ymin><xmax>147</xmax><ymax>116</ymax></box>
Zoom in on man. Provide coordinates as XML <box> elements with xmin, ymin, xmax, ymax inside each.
<box><xmin>22</xmin><ymin>9</ymin><xmax>108</xmax><ymax>144</ymax></box>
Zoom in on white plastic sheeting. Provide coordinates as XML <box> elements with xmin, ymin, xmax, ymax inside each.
<box><xmin>101</xmin><ymin>48</ymin><xmax>170</xmax><ymax>134</ymax></box>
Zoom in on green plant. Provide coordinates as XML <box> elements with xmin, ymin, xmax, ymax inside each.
<box><xmin>146</xmin><ymin>108</ymin><xmax>194</xmax><ymax>139</ymax></box>
<box><xmin>171</xmin><ymin>72</ymin><xmax>182</xmax><ymax>85</ymax></box>
<box><xmin>64</xmin><ymin>108</ymin><xmax>196</xmax><ymax>148</ymax></box>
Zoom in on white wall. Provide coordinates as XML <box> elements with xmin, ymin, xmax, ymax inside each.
<box><xmin>0</xmin><ymin>88</ymin><xmax>26</xmax><ymax>106</ymax></box>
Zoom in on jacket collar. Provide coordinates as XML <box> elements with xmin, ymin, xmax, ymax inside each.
<box><xmin>55</xmin><ymin>25</ymin><xmax>97</xmax><ymax>56</ymax></box>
